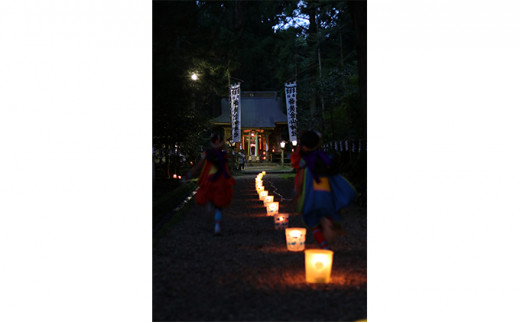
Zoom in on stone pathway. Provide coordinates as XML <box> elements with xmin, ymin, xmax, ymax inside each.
<box><xmin>153</xmin><ymin>173</ymin><xmax>367</xmax><ymax>321</ymax></box>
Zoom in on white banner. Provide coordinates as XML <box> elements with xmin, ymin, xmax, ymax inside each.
<box><xmin>230</xmin><ymin>83</ymin><xmax>241</xmax><ymax>143</ymax></box>
<box><xmin>284</xmin><ymin>81</ymin><xmax>298</xmax><ymax>143</ymax></box>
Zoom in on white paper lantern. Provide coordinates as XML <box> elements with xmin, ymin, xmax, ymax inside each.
<box><xmin>305</xmin><ymin>249</ymin><xmax>334</xmax><ymax>283</ymax></box>
<box><xmin>263</xmin><ymin>195</ymin><xmax>274</xmax><ymax>206</ymax></box>
<box><xmin>266</xmin><ymin>201</ymin><xmax>279</xmax><ymax>216</ymax></box>
<box><xmin>285</xmin><ymin>228</ymin><xmax>306</xmax><ymax>251</ymax></box>
<box><xmin>274</xmin><ymin>213</ymin><xmax>289</xmax><ymax>230</ymax></box>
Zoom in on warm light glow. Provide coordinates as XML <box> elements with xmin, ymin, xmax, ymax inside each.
<box><xmin>263</xmin><ymin>195</ymin><xmax>274</xmax><ymax>206</ymax></box>
<box><xmin>173</xmin><ymin>174</ymin><xmax>177</xmax><ymax>179</ymax></box>
<box><xmin>280</xmin><ymin>141</ymin><xmax>286</xmax><ymax>148</ymax></box>
<box><xmin>262</xmin><ymin>171</ymin><xmax>266</xmax><ymax>175</ymax></box>
<box><xmin>274</xmin><ymin>213</ymin><xmax>289</xmax><ymax>229</ymax></box>
<box><xmin>285</xmin><ymin>228</ymin><xmax>306</xmax><ymax>251</ymax></box>
<box><xmin>259</xmin><ymin>190</ymin><xmax>268</xmax><ymax>201</ymax></box>
<box><xmin>191</xmin><ymin>73</ymin><xmax>198</xmax><ymax>81</ymax></box>
<box><xmin>305</xmin><ymin>249</ymin><xmax>334</xmax><ymax>283</ymax></box>
<box><xmin>179</xmin><ymin>176</ymin><xmax>182</xmax><ymax>179</ymax></box>
<box><xmin>292</xmin><ymin>140</ymin><xmax>297</xmax><ymax>146</ymax></box>
<box><xmin>266</xmin><ymin>202</ymin><xmax>279</xmax><ymax>216</ymax></box>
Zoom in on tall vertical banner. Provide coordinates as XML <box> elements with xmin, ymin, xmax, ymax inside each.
<box><xmin>285</xmin><ymin>81</ymin><xmax>298</xmax><ymax>143</ymax></box>
<box><xmin>230</xmin><ymin>83</ymin><xmax>241</xmax><ymax>143</ymax></box>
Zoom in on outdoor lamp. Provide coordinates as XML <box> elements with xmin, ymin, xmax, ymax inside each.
<box><xmin>191</xmin><ymin>73</ymin><xmax>198</xmax><ymax>81</ymax></box>
<box><xmin>266</xmin><ymin>201</ymin><xmax>279</xmax><ymax>216</ymax></box>
<box><xmin>305</xmin><ymin>249</ymin><xmax>334</xmax><ymax>283</ymax></box>
<box><xmin>292</xmin><ymin>140</ymin><xmax>297</xmax><ymax>146</ymax></box>
<box><xmin>280</xmin><ymin>141</ymin><xmax>286</xmax><ymax>168</ymax></box>
<box><xmin>263</xmin><ymin>195</ymin><xmax>274</xmax><ymax>206</ymax></box>
<box><xmin>285</xmin><ymin>228</ymin><xmax>306</xmax><ymax>251</ymax></box>
<box><xmin>262</xmin><ymin>171</ymin><xmax>266</xmax><ymax>175</ymax></box>
<box><xmin>274</xmin><ymin>213</ymin><xmax>289</xmax><ymax>230</ymax></box>
<box><xmin>259</xmin><ymin>190</ymin><xmax>268</xmax><ymax>201</ymax></box>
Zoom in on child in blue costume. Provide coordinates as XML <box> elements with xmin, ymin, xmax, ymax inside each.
<box><xmin>185</xmin><ymin>130</ymin><xmax>236</xmax><ymax>235</ymax></box>
<box><xmin>291</xmin><ymin>130</ymin><xmax>357</xmax><ymax>249</ymax></box>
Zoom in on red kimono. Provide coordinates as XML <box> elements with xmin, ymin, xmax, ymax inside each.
<box><xmin>195</xmin><ymin>149</ymin><xmax>236</xmax><ymax>208</ymax></box>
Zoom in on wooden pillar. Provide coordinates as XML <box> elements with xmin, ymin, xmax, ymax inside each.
<box><xmin>255</xmin><ymin>133</ymin><xmax>259</xmax><ymax>156</ymax></box>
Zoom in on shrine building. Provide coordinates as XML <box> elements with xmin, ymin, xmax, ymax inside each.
<box><xmin>211</xmin><ymin>91</ymin><xmax>290</xmax><ymax>162</ymax></box>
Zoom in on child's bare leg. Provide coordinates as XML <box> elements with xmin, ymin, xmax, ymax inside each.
<box><xmin>214</xmin><ymin>207</ymin><xmax>223</xmax><ymax>235</ymax></box>
<box><xmin>311</xmin><ymin>225</ymin><xmax>331</xmax><ymax>250</ymax></box>
<box><xmin>206</xmin><ymin>202</ymin><xmax>215</xmax><ymax>216</ymax></box>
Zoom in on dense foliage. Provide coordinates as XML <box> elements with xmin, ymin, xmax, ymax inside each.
<box><xmin>153</xmin><ymin>0</ymin><xmax>366</xmax><ymax>179</ymax></box>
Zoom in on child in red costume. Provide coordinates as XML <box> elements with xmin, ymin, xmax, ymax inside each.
<box><xmin>185</xmin><ymin>130</ymin><xmax>236</xmax><ymax>235</ymax></box>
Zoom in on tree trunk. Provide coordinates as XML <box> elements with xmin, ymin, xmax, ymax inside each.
<box><xmin>348</xmin><ymin>0</ymin><xmax>367</xmax><ymax>140</ymax></box>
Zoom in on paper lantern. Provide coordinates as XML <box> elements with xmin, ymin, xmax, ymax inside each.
<box><xmin>305</xmin><ymin>249</ymin><xmax>334</xmax><ymax>283</ymax></box>
<box><xmin>266</xmin><ymin>201</ymin><xmax>279</xmax><ymax>216</ymax></box>
<box><xmin>285</xmin><ymin>228</ymin><xmax>306</xmax><ymax>251</ymax></box>
<box><xmin>262</xmin><ymin>171</ymin><xmax>266</xmax><ymax>175</ymax></box>
<box><xmin>274</xmin><ymin>213</ymin><xmax>289</xmax><ymax>229</ymax></box>
<box><xmin>263</xmin><ymin>195</ymin><xmax>274</xmax><ymax>206</ymax></box>
<box><xmin>259</xmin><ymin>190</ymin><xmax>268</xmax><ymax>201</ymax></box>
<box><xmin>257</xmin><ymin>186</ymin><xmax>264</xmax><ymax>195</ymax></box>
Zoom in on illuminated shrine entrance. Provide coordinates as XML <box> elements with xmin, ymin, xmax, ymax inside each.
<box><xmin>241</xmin><ymin>129</ymin><xmax>269</xmax><ymax>162</ymax></box>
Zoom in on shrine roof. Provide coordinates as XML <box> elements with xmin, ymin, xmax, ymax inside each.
<box><xmin>211</xmin><ymin>91</ymin><xmax>287</xmax><ymax>128</ymax></box>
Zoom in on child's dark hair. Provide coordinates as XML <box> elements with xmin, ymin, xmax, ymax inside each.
<box><xmin>300</xmin><ymin>130</ymin><xmax>321</xmax><ymax>150</ymax></box>
<box><xmin>210</xmin><ymin>128</ymin><xmax>224</xmax><ymax>144</ymax></box>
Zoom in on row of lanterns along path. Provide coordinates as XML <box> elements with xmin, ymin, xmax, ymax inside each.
<box><xmin>255</xmin><ymin>171</ymin><xmax>334</xmax><ymax>284</ymax></box>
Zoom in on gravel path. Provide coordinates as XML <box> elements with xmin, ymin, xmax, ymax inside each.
<box><xmin>153</xmin><ymin>173</ymin><xmax>367</xmax><ymax>321</ymax></box>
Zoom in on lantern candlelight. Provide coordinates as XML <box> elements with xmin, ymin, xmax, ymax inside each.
<box><xmin>263</xmin><ymin>195</ymin><xmax>274</xmax><ymax>206</ymax></box>
<box><xmin>305</xmin><ymin>249</ymin><xmax>334</xmax><ymax>283</ymax></box>
<box><xmin>285</xmin><ymin>228</ymin><xmax>306</xmax><ymax>251</ymax></box>
<box><xmin>274</xmin><ymin>213</ymin><xmax>289</xmax><ymax>229</ymax></box>
<box><xmin>266</xmin><ymin>201</ymin><xmax>279</xmax><ymax>216</ymax></box>
<box><xmin>259</xmin><ymin>190</ymin><xmax>268</xmax><ymax>201</ymax></box>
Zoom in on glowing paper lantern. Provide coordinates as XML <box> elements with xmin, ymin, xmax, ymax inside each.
<box><xmin>259</xmin><ymin>190</ymin><xmax>268</xmax><ymax>201</ymax></box>
<box><xmin>274</xmin><ymin>213</ymin><xmax>289</xmax><ymax>229</ymax></box>
<box><xmin>285</xmin><ymin>228</ymin><xmax>306</xmax><ymax>251</ymax></box>
<box><xmin>257</xmin><ymin>186</ymin><xmax>265</xmax><ymax>194</ymax></box>
<box><xmin>305</xmin><ymin>249</ymin><xmax>334</xmax><ymax>283</ymax></box>
<box><xmin>266</xmin><ymin>201</ymin><xmax>279</xmax><ymax>216</ymax></box>
<box><xmin>262</xmin><ymin>171</ymin><xmax>266</xmax><ymax>175</ymax></box>
<box><xmin>263</xmin><ymin>195</ymin><xmax>274</xmax><ymax>206</ymax></box>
